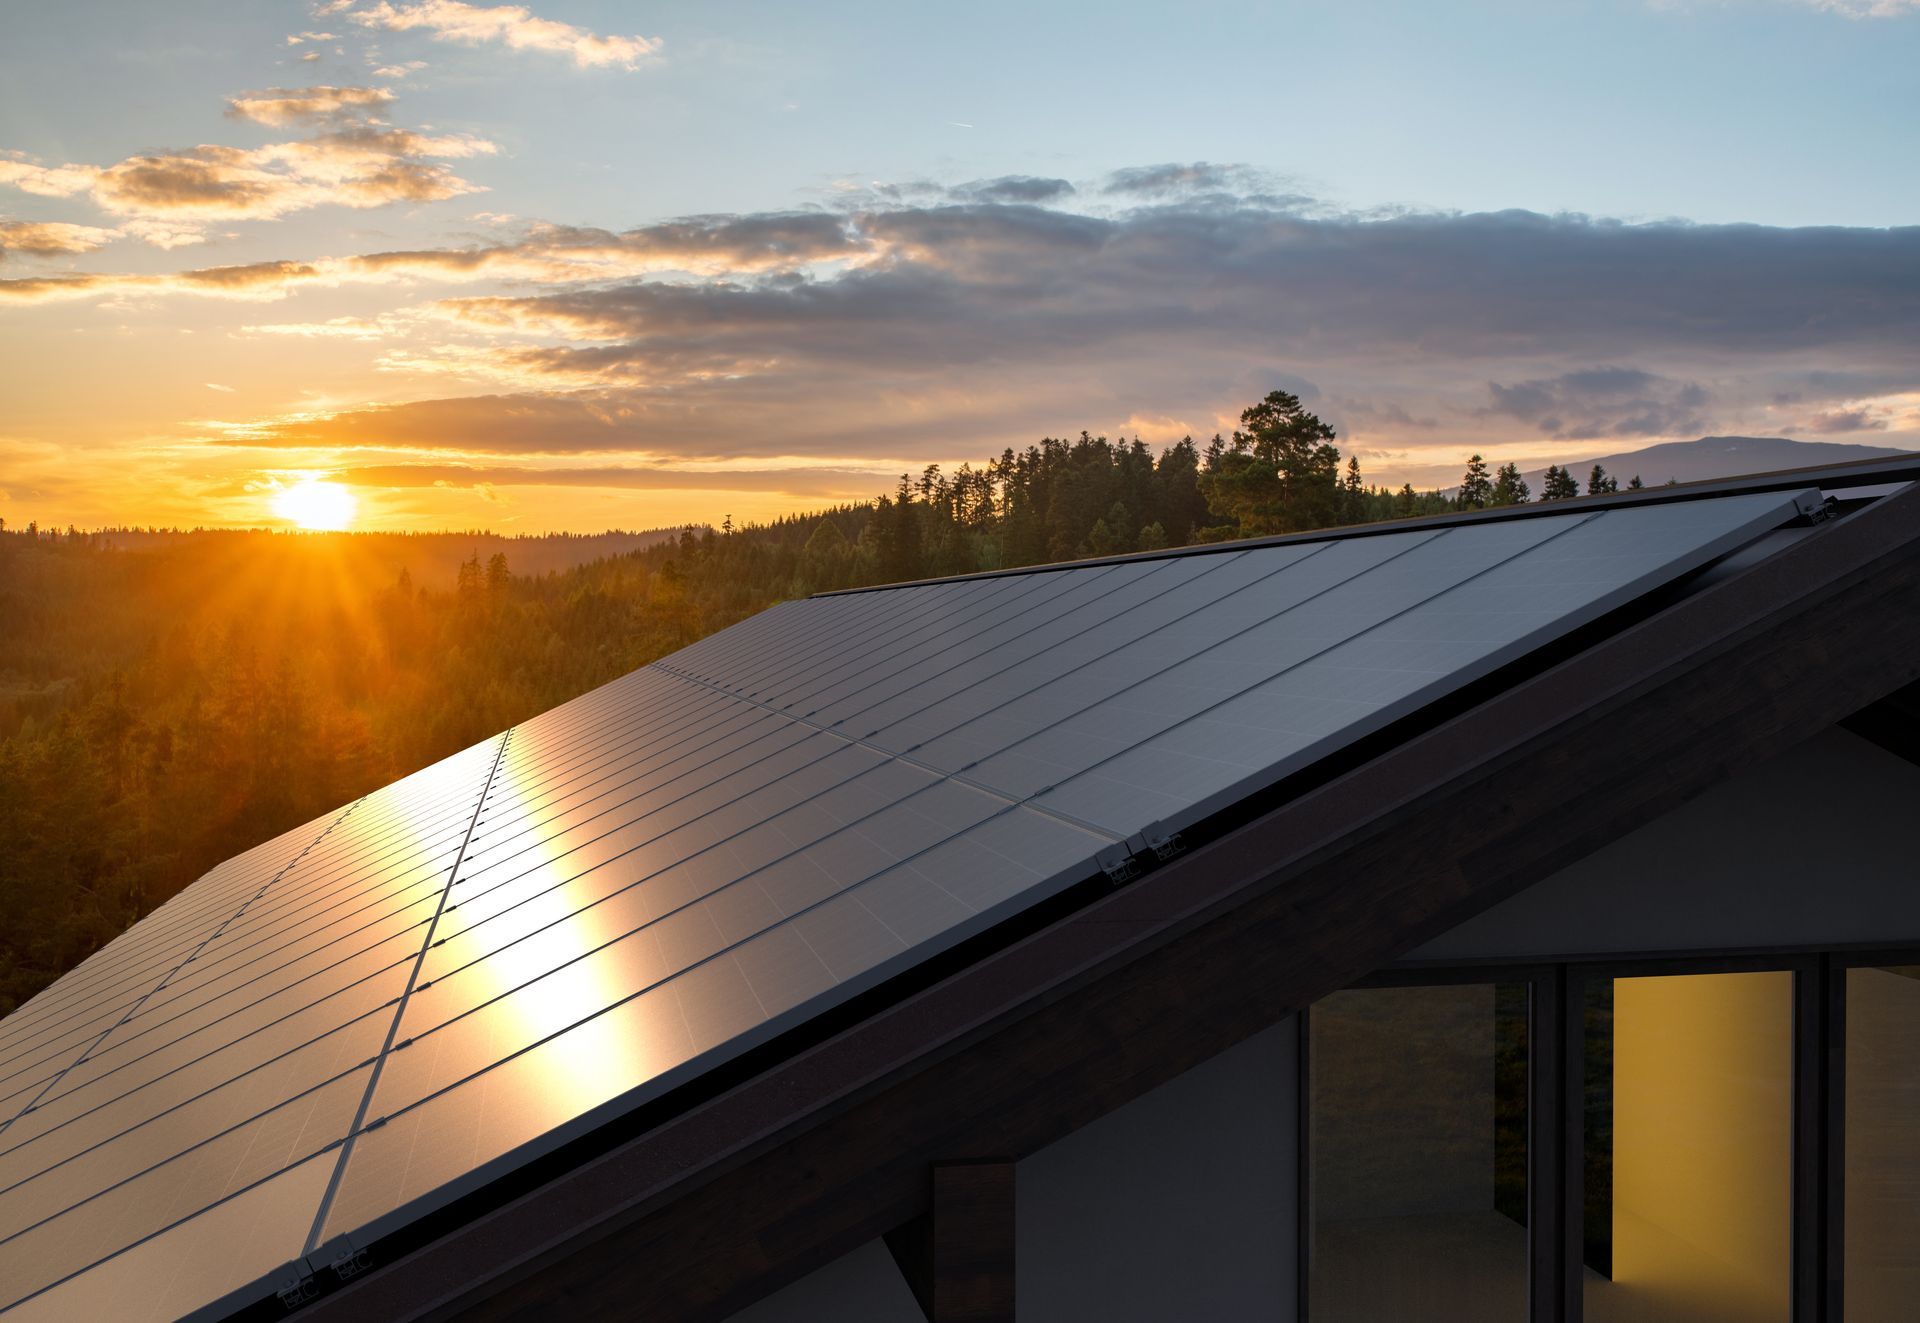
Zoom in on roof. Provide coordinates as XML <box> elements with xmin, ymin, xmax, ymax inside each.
<box><xmin>0</xmin><ymin>462</ymin><xmax>1917</xmax><ymax>1321</ymax></box>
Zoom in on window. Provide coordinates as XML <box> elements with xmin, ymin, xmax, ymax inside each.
<box><xmin>1581</xmin><ymin>972</ymin><xmax>1794</xmax><ymax>1323</ymax></box>
<box><xmin>1307</xmin><ymin>982</ymin><xmax>1529</xmax><ymax>1321</ymax></box>
<box><xmin>1844</xmin><ymin>965</ymin><xmax>1920</xmax><ymax>1321</ymax></box>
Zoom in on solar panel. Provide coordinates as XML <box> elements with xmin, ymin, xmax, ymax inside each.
<box><xmin>0</xmin><ymin>489</ymin><xmax>1812</xmax><ymax>1318</ymax></box>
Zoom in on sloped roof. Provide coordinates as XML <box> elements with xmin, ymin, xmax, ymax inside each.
<box><xmin>0</xmin><ymin>463</ymin><xmax>1916</xmax><ymax>1321</ymax></box>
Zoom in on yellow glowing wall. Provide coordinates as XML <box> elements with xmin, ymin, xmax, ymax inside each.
<box><xmin>1611</xmin><ymin>972</ymin><xmax>1792</xmax><ymax>1320</ymax></box>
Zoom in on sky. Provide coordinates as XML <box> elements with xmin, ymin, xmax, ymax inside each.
<box><xmin>1</xmin><ymin>0</ymin><xmax>1916</xmax><ymax>534</ymax></box>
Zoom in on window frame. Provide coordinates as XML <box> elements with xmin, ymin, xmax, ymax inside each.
<box><xmin>1301</xmin><ymin>942</ymin><xmax>1920</xmax><ymax>1323</ymax></box>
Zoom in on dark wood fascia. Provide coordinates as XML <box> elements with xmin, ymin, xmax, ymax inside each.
<box><xmin>884</xmin><ymin>1162</ymin><xmax>1016</xmax><ymax>1323</ymax></box>
<box><xmin>303</xmin><ymin>485</ymin><xmax>1920</xmax><ymax>1323</ymax></box>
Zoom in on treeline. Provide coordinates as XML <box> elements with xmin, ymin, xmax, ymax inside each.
<box><xmin>0</xmin><ymin>390</ymin><xmax>1633</xmax><ymax>1009</ymax></box>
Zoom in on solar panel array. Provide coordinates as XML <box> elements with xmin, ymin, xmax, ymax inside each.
<box><xmin>0</xmin><ymin>489</ymin><xmax>1809</xmax><ymax>1319</ymax></box>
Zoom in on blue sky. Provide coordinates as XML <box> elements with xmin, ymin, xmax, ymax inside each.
<box><xmin>1</xmin><ymin>0</ymin><xmax>1915</xmax><ymax>530</ymax></box>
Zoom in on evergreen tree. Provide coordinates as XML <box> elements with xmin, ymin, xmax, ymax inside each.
<box><xmin>1459</xmin><ymin>455</ymin><xmax>1493</xmax><ymax>509</ymax></box>
<box><xmin>1490</xmin><ymin>463</ymin><xmax>1531</xmax><ymax>507</ymax></box>
<box><xmin>1197</xmin><ymin>391</ymin><xmax>1343</xmax><ymax>535</ymax></box>
<box><xmin>1627</xmin><ymin>474</ymin><xmax>1645</xmax><ymax>490</ymax></box>
<box><xmin>1540</xmin><ymin>465</ymin><xmax>1580</xmax><ymax>501</ymax></box>
<box><xmin>486</xmin><ymin>552</ymin><xmax>510</xmax><ymax>594</ymax></box>
<box><xmin>1588</xmin><ymin>464</ymin><xmax>1619</xmax><ymax>496</ymax></box>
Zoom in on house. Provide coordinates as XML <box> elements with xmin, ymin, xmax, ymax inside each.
<box><xmin>0</xmin><ymin>456</ymin><xmax>1915</xmax><ymax>1322</ymax></box>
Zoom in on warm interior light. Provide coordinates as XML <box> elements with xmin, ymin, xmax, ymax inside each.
<box><xmin>271</xmin><ymin>477</ymin><xmax>357</xmax><ymax>530</ymax></box>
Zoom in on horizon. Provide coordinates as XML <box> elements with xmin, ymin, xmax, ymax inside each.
<box><xmin>3</xmin><ymin>1</ymin><xmax>1918</xmax><ymax>535</ymax></box>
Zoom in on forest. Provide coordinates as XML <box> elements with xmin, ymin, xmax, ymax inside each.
<box><xmin>0</xmin><ymin>391</ymin><xmax>1632</xmax><ymax>1011</ymax></box>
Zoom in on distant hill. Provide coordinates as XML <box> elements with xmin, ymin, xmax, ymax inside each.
<box><xmin>79</xmin><ymin>527</ymin><xmax>687</xmax><ymax>589</ymax></box>
<box><xmin>1520</xmin><ymin>436</ymin><xmax>1912</xmax><ymax>495</ymax></box>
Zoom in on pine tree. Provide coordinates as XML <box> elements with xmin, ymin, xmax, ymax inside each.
<box><xmin>1490</xmin><ymin>463</ymin><xmax>1531</xmax><ymax>507</ymax></box>
<box><xmin>1459</xmin><ymin>455</ymin><xmax>1493</xmax><ymax>509</ymax></box>
<box><xmin>486</xmin><ymin>552</ymin><xmax>510</xmax><ymax>594</ymax></box>
<box><xmin>1627</xmin><ymin>475</ymin><xmax>1645</xmax><ymax>490</ymax></box>
<box><xmin>1588</xmin><ymin>464</ymin><xmax>1619</xmax><ymax>496</ymax></box>
<box><xmin>1540</xmin><ymin>465</ymin><xmax>1580</xmax><ymax>501</ymax></box>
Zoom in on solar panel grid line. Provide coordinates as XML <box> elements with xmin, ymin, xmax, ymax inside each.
<box><xmin>1029</xmin><ymin>493</ymin><xmax>1808</xmax><ymax>837</ymax></box>
<box><xmin>785</xmin><ymin>559</ymin><xmax>1201</xmax><ymax>728</ymax></box>
<box><xmin>730</xmin><ymin>568</ymin><xmax>1116</xmax><ymax>716</ymax></box>
<box><xmin>733</xmin><ymin>566</ymin><xmax>1162</xmax><ymax>729</ymax></box>
<box><xmin>102</xmin><ymin>856</ymin><xmax>464</xmax><ymax>1061</ymax></box>
<box><xmin>53</xmin><ymin>886</ymin><xmax>450</xmax><ymax>1108</ymax></box>
<box><xmin>928</xmin><ymin>524</ymin><xmax>1529</xmax><ymax>796</ymax></box>
<box><xmin>440</xmin><ymin>730</ymin><xmax>871</xmax><ymax>930</ymax></box>
<box><xmin>642</xmin><ymin>543</ymin><xmax>1361</xmax><ymax>805</ymax></box>
<box><xmin>7</xmin><ymin>783</ymin><xmax>499</xmax><ymax>1136</ymax></box>
<box><xmin>344</xmin><ymin>789</ymin><xmax>1050</xmax><ymax>1138</ymax></box>
<box><xmin>0</xmin><ymin>772</ymin><xmax>485</xmax><ymax>1066</ymax></box>
<box><xmin>311</xmin><ymin>810</ymin><xmax>1113</xmax><ymax>1247</ymax></box>
<box><xmin>406</xmin><ymin>747</ymin><xmax>934</xmax><ymax>1007</ymax></box>
<box><xmin>0</xmin><ymin>936</ymin><xmax>424</xmax><ymax>1174</ymax></box>
<box><xmin>10</xmin><ymin>737</ymin><xmax>499</xmax><ymax>1016</ymax></box>
<box><xmin>45</xmin><ymin>791</ymin><xmax>500</xmax><ymax>1076</ymax></box>
<box><xmin>0</xmin><ymin>799</ymin><xmax>368</xmax><ymax>1143</ymax></box>
<box><xmin>159</xmin><ymin>809</ymin><xmax>481</xmax><ymax>992</ymax></box>
<box><xmin>665</xmin><ymin>575</ymin><xmax>1036</xmax><ymax>702</ymax></box>
<box><xmin>0</xmin><ymin>811</ymin><xmax>347</xmax><ymax>1022</ymax></box>
<box><xmin>782</xmin><ymin>556</ymin><xmax>1267</xmax><ymax>749</ymax></box>
<box><xmin>0</xmin><ymin>837</ymin><xmax>335</xmax><ymax>1059</ymax></box>
<box><xmin>114</xmin><ymin>781</ymin><xmax>500</xmax><ymax>1007</ymax></box>
<box><xmin>664</xmin><ymin>581</ymin><xmax>972</xmax><ymax>689</ymax></box>
<box><xmin>300</xmin><ymin>730</ymin><xmax>514</xmax><ymax>1257</ymax></box>
<box><xmin>0</xmin><ymin>1065</ymin><xmax>374</xmax><ymax>1315</ymax></box>
<box><xmin>834</xmin><ymin>542</ymin><xmax>1359</xmax><ymax>758</ymax></box>
<box><xmin>1</xmin><ymin>1152</ymin><xmax>336</xmax><ymax>1323</ymax></box>
<box><xmin>798</xmin><ymin>552</ymin><xmax>1291</xmax><ymax>748</ymax></box>
<box><xmin>0</xmin><ymin>1001</ymin><xmax>398</xmax><ymax>1247</ymax></box>
<box><xmin>361</xmin><ymin>776</ymin><xmax>1062</xmax><ymax>1115</ymax></box>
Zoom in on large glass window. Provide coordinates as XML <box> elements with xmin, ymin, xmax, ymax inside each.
<box><xmin>1582</xmin><ymin>971</ymin><xmax>1793</xmax><ymax>1323</ymax></box>
<box><xmin>1307</xmin><ymin>982</ymin><xmax>1528</xmax><ymax>1321</ymax></box>
<box><xmin>1845</xmin><ymin>965</ymin><xmax>1920</xmax><ymax>1321</ymax></box>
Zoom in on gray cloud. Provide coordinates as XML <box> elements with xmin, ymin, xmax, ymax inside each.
<box><xmin>954</xmin><ymin>175</ymin><xmax>1076</xmax><ymax>204</ymax></box>
<box><xmin>1805</xmin><ymin>407</ymin><xmax>1889</xmax><ymax>433</ymax></box>
<box><xmin>13</xmin><ymin>181</ymin><xmax>1902</xmax><ymax>465</ymax></box>
<box><xmin>1102</xmin><ymin>162</ymin><xmax>1246</xmax><ymax>195</ymax></box>
<box><xmin>1485</xmin><ymin>367</ymin><xmax>1712</xmax><ymax>439</ymax></box>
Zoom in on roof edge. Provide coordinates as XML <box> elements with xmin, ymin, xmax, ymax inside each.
<box><xmin>814</xmin><ymin>452</ymin><xmax>1919</xmax><ymax>596</ymax></box>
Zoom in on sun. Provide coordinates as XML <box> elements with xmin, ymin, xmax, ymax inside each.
<box><xmin>271</xmin><ymin>476</ymin><xmax>357</xmax><ymax>531</ymax></box>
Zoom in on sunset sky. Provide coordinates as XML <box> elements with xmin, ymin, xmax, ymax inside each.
<box><xmin>2</xmin><ymin>0</ymin><xmax>1916</xmax><ymax>534</ymax></box>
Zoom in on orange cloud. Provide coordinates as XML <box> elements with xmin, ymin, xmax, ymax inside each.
<box><xmin>0</xmin><ymin>259</ymin><xmax>323</xmax><ymax>303</ymax></box>
<box><xmin>349</xmin><ymin>1</ymin><xmax>662</xmax><ymax>69</ymax></box>
<box><xmin>225</xmin><ymin>85</ymin><xmax>395</xmax><ymax>126</ymax></box>
<box><xmin>0</xmin><ymin>218</ymin><xmax>116</xmax><ymax>260</ymax></box>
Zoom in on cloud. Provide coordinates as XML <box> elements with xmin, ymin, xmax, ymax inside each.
<box><xmin>0</xmin><ymin>259</ymin><xmax>323</xmax><ymax>303</ymax></box>
<box><xmin>372</xmin><ymin>61</ymin><xmax>429</xmax><ymax>78</ymax></box>
<box><xmin>1804</xmin><ymin>0</ymin><xmax>1920</xmax><ymax>16</ymax></box>
<box><xmin>348</xmin><ymin>1</ymin><xmax>662</xmax><ymax>69</ymax></box>
<box><xmin>0</xmin><ymin>121</ymin><xmax>491</xmax><ymax>223</ymax></box>
<box><xmin>954</xmin><ymin>175</ymin><xmax>1076</xmax><ymax>204</ymax></box>
<box><xmin>0</xmin><ymin>219</ymin><xmax>116</xmax><ymax>260</ymax></box>
<box><xmin>1804</xmin><ymin>406</ymin><xmax>1888</xmax><ymax>432</ymax></box>
<box><xmin>211</xmin><ymin>196</ymin><xmax>1918</xmax><ymax>465</ymax></box>
<box><xmin>226</xmin><ymin>85</ymin><xmax>395</xmax><ymax>126</ymax></box>
<box><xmin>336</xmin><ymin>462</ymin><xmax>889</xmax><ymax>496</ymax></box>
<box><xmin>1102</xmin><ymin>162</ymin><xmax>1247</xmax><ymax>196</ymax></box>
<box><xmin>1485</xmin><ymin>367</ymin><xmax>1712</xmax><ymax>439</ymax></box>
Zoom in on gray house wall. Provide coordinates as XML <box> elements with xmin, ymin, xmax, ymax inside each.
<box><xmin>1403</xmin><ymin>725</ymin><xmax>1920</xmax><ymax>963</ymax></box>
<box><xmin>725</xmin><ymin>723</ymin><xmax>1920</xmax><ymax>1321</ymax></box>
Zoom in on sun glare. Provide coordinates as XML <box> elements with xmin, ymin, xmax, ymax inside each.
<box><xmin>271</xmin><ymin>477</ymin><xmax>357</xmax><ymax>531</ymax></box>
